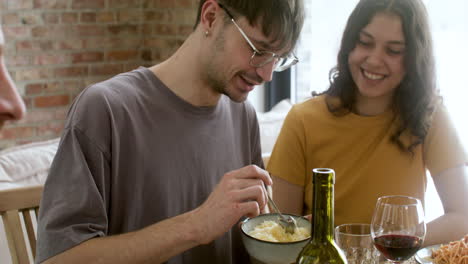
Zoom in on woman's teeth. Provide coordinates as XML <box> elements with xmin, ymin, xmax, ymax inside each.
<box><xmin>363</xmin><ymin>70</ymin><xmax>385</xmax><ymax>80</ymax></box>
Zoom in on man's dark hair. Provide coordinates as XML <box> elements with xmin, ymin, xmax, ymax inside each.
<box><xmin>194</xmin><ymin>0</ymin><xmax>305</xmax><ymax>51</ymax></box>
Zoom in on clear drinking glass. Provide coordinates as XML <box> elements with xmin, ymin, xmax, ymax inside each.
<box><xmin>335</xmin><ymin>223</ymin><xmax>380</xmax><ymax>264</ymax></box>
<box><xmin>371</xmin><ymin>195</ymin><xmax>426</xmax><ymax>263</ymax></box>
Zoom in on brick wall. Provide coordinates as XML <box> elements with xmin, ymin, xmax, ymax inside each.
<box><xmin>0</xmin><ymin>0</ymin><xmax>198</xmax><ymax>148</ymax></box>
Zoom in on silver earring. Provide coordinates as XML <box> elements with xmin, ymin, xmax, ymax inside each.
<box><xmin>205</xmin><ymin>31</ymin><xmax>209</xmax><ymax>37</ymax></box>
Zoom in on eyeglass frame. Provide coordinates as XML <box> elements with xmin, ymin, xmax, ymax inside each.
<box><xmin>217</xmin><ymin>3</ymin><xmax>299</xmax><ymax>72</ymax></box>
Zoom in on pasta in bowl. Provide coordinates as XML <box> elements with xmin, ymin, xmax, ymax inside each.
<box><xmin>248</xmin><ymin>220</ymin><xmax>310</xmax><ymax>242</ymax></box>
<box><xmin>240</xmin><ymin>213</ymin><xmax>311</xmax><ymax>264</ymax></box>
<box><xmin>415</xmin><ymin>235</ymin><xmax>468</xmax><ymax>264</ymax></box>
<box><xmin>431</xmin><ymin>235</ymin><xmax>468</xmax><ymax>264</ymax></box>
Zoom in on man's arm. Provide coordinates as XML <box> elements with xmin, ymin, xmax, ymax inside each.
<box><xmin>42</xmin><ymin>165</ymin><xmax>272</xmax><ymax>264</ymax></box>
<box><xmin>43</xmin><ymin>210</ymin><xmax>199</xmax><ymax>264</ymax></box>
<box><xmin>424</xmin><ymin>165</ymin><xmax>468</xmax><ymax>246</ymax></box>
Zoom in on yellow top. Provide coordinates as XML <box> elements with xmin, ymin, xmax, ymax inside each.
<box><xmin>267</xmin><ymin>95</ymin><xmax>467</xmax><ymax>226</ymax></box>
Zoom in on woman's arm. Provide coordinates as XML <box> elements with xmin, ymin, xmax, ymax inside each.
<box><xmin>271</xmin><ymin>175</ymin><xmax>304</xmax><ymax>216</ymax></box>
<box><xmin>424</xmin><ymin>165</ymin><xmax>468</xmax><ymax>246</ymax></box>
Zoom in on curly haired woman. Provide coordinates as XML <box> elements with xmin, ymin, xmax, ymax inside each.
<box><xmin>268</xmin><ymin>0</ymin><xmax>468</xmax><ymax>246</ymax></box>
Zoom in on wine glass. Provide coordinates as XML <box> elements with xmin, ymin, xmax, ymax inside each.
<box><xmin>370</xmin><ymin>195</ymin><xmax>426</xmax><ymax>263</ymax></box>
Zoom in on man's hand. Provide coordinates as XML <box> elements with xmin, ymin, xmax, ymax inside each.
<box><xmin>191</xmin><ymin>165</ymin><xmax>272</xmax><ymax>244</ymax></box>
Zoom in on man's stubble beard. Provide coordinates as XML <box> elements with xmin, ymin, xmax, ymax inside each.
<box><xmin>204</xmin><ymin>30</ymin><xmax>228</xmax><ymax>94</ymax></box>
<box><xmin>203</xmin><ymin>29</ymin><xmax>246</xmax><ymax>102</ymax></box>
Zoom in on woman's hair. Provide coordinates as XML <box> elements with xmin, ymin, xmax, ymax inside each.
<box><xmin>320</xmin><ymin>0</ymin><xmax>439</xmax><ymax>153</ymax></box>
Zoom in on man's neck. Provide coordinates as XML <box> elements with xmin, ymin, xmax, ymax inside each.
<box><xmin>149</xmin><ymin>34</ymin><xmax>221</xmax><ymax>107</ymax></box>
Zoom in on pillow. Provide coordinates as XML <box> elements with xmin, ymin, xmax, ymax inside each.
<box><xmin>0</xmin><ymin>138</ymin><xmax>60</xmax><ymax>190</ymax></box>
<box><xmin>257</xmin><ymin>100</ymin><xmax>293</xmax><ymax>156</ymax></box>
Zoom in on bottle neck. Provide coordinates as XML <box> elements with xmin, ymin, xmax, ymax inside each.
<box><xmin>311</xmin><ymin>170</ymin><xmax>335</xmax><ymax>242</ymax></box>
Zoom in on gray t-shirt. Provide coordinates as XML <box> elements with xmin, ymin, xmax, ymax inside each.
<box><xmin>36</xmin><ymin>67</ymin><xmax>263</xmax><ymax>263</ymax></box>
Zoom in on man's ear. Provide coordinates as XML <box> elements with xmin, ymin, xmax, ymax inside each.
<box><xmin>199</xmin><ymin>1</ymin><xmax>220</xmax><ymax>34</ymax></box>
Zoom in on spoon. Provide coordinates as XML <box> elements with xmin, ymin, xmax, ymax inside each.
<box><xmin>264</xmin><ymin>185</ymin><xmax>298</xmax><ymax>234</ymax></box>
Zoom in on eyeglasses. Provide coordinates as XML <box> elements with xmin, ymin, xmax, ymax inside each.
<box><xmin>218</xmin><ymin>3</ymin><xmax>299</xmax><ymax>72</ymax></box>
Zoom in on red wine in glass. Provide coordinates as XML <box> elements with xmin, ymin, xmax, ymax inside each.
<box><xmin>371</xmin><ymin>195</ymin><xmax>426</xmax><ymax>263</ymax></box>
<box><xmin>374</xmin><ymin>234</ymin><xmax>423</xmax><ymax>262</ymax></box>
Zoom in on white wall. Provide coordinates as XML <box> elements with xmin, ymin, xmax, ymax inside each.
<box><xmin>295</xmin><ymin>0</ymin><xmax>359</xmax><ymax>100</ymax></box>
<box><xmin>247</xmin><ymin>84</ymin><xmax>266</xmax><ymax>113</ymax></box>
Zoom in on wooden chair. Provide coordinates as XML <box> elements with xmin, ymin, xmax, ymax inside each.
<box><xmin>0</xmin><ymin>185</ymin><xmax>43</xmax><ymax>264</ymax></box>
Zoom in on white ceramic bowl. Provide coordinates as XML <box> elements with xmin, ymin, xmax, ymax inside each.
<box><xmin>240</xmin><ymin>213</ymin><xmax>311</xmax><ymax>264</ymax></box>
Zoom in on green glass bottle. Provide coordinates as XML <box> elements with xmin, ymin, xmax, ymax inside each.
<box><xmin>296</xmin><ymin>168</ymin><xmax>347</xmax><ymax>264</ymax></box>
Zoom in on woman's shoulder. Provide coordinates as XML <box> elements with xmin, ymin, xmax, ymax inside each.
<box><xmin>291</xmin><ymin>95</ymin><xmax>330</xmax><ymax>116</ymax></box>
<box><xmin>427</xmin><ymin>100</ymin><xmax>453</xmax><ymax>132</ymax></box>
<box><xmin>431</xmin><ymin>101</ymin><xmax>450</xmax><ymax>120</ymax></box>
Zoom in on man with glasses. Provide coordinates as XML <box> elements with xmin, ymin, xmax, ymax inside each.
<box><xmin>36</xmin><ymin>0</ymin><xmax>304</xmax><ymax>263</ymax></box>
